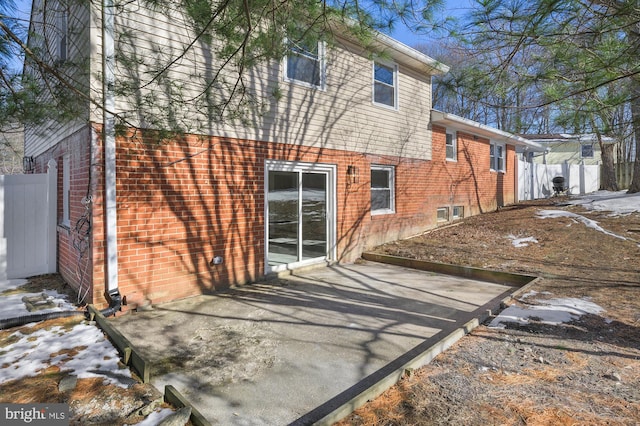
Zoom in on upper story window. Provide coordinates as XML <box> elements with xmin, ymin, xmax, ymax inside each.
<box><xmin>371</xmin><ymin>165</ymin><xmax>395</xmax><ymax>215</ymax></box>
<box><xmin>490</xmin><ymin>141</ymin><xmax>505</xmax><ymax>172</ymax></box>
<box><xmin>284</xmin><ymin>39</ymin><xmax>325</xmax><ymax>89</ymax></box>
<box><xmin>446</xmin><ymin>130</ymin><xmax>457</xmax><ymax>161</ymax></box>
<box><xmin>373</xmin><ymin>62</ymin><xmax>397</xmax><ymax>109</ymax></box>
<box><xmin>581</xmin><ymin>144</ymin><xmax>594</xmax><ymax>158</ymax></box>
<box><xmin>57</xmin><ymin>6</ymin><xmax>69</xmax><ymax>62</ymax></box>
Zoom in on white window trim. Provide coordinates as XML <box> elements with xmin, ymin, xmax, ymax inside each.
<box><xmin>264</xmin><ymin>160</ymin><xmax>336</xmax><ymax>274</ymax></box>
<box><xmin>62</xmin><ymin>154</ymin><xmax>70</xmax><ymax>227</ymax></box>
<box><xmin>490</xmin><ymin>141</ymin><xmax>506</xmax><ymax>173</ymax></box>
<box><xmin>372</xmin><ymin>61</ymin><xmax>399</xmax><ymax>111</ymax></box>
<box><xmin>283</xmin><ymin>40</ymin><xmax>326</xmax><ymax>90</ymax></box>
<box><xmin>370</xmin><ymin>164</ymin><xmax>395</xmax><ymax>215</ymax></box>
<box><xmin>446</xmin><ymin>130</ymin><xmax>457</xmax><ymax>162</ymax></box>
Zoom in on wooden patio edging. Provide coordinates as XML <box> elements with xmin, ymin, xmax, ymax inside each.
<box><xmin>87</xmin><ymin>305</ymin><xmax>150</xmax><ymax>383</ymax></box>
<box><xmin>89</xmin><ymin>256</ymin><xmax>540</xmax><ymax>426</ymax></box>
<box><xmin>293</xmin><ymin>253</ymin><xmax>540</xmax><ymax>426</ymax></box>
<box><xmin>165</xmin><ymin>385</ymin><xmax>212</xmax><ymax>426</ymax></box>
<box><xmin>87</xmin><ymin>306</ymin><xmax>210</xmax><ymax>426</ymax></box>
<box><xmin>362</xmin><ymin>252</ymin><xmax>537</xmax><ymax>287</ymax></box>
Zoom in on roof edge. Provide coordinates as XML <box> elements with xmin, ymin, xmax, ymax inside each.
<box><xmin>328</xmin><ymin>18</ymin><xmax>449</xmax><ymax>76</ymax></box>
<box><xmin>372</xmin><ymin>32</ymin><xmax>450</xmax><ymax>75</ymax></box>
<box><xmin>431</xmin><ymin>110</ymin><xmax>545</xmax><ymax>151</ymax></box>
<box><xmin>523</xmin><ymin>133</ymin><xmax>616</xmax><ymax>144</ymax></box>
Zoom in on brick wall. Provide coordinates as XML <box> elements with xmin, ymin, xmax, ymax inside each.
<box><xmin>39</xmin><ymin>123</ymin><xmax>518</xmax><ymax>309</ymax></box>
<box><xmin>362</xmin><ymin>126</ymin><xmax>517</xmax><ymax>249</ymax></box>
<box><xmin>33</xmin><ymin>126</ymin><xmax>94</xmax><ymax>304</ymax></box>
<box><xmin>91</xmin><ymin>130</ymin><xmax>376</xmax><ymax>307</ymax></box>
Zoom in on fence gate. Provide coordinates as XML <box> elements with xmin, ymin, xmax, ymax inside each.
<box><xmin>518</xmin><ymin>159</ymin><xmax>601</xmax><ymax>201</ymax></box>
<box><xmin>518</xmin><ymin>158</ymin><xmax>533</xmax><ymax>201</ymax></box>
<box><xmin>0</xmin><ymin>159</ymin><xmax>57</xmax><ymax>279</ymax></box>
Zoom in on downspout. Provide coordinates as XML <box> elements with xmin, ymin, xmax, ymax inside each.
<box><xmin>101</xmin><ymin>0</ymin><xmax>121</xmax><ymax>316</ymax></box>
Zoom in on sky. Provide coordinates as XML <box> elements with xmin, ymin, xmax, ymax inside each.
<box><xmin>0</xmin><ymin>189</ymin><xmax>638</xmax><ymax>423</ymax></box>
<box><xmin>5</xmin><ymin>0</ymin><xmax>33</xmax><ymax>71</ymax></box>
<box><xmin>390</xmin><ymin>0</ymin><xmax>474</xmax><ymax>46</ymax></box>
<box><xmin>13</xmin><ymin>0</ymin><xmax>31</xmax><ymax>17</ymax></box>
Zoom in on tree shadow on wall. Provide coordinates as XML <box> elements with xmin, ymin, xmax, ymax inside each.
<box><xmin>108</xmin><ymin>12</ymin><xmax>426</xmax><ymax>302</ymax></box>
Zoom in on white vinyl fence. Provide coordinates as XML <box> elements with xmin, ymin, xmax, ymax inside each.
<box><xmin>518</xmin><ymin>159</ymin><xmax>600</xmax><ymax>201</ymax></box>
<box><xmin>0</xmin><ymin>159</ymin><xmax>57</xmax><ymax>279</ymax></box>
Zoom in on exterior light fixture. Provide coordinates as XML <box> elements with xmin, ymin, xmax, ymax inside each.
<box><xmin>23</xmin><ymin>156</ymin><xmax>35</xmax><ymax>173</ymax></box>
<box><xmin>347</xmin><ymin>165</ymin><xmax>359</xmax><ymax>184</ymax></box>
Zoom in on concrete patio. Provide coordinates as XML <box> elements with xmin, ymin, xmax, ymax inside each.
<box><xmin>109</xmin><ymin>260</ymin><xmax>526</xmax><ymax>425</ymax></box>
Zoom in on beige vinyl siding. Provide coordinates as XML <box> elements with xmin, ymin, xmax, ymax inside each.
<box><xmin>91</xmin><ymin>3</ymin><xmax>433</xmax><ymax>160</ymax></box>
<box><xmin>533</xmin><ymin>142</ymin><xmax>603</xmax><ymax>166</ymax></box>
<box><xmin>264</xmin><ymin>46</ymin><xmax>432</xmax><ymax>159</ymax></box>
<box><xmin>25</xmin><ymin>0</ymin><xmax>92</xmax><ymax>157</ymax></box>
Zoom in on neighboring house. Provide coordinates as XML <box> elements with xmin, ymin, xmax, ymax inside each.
<box><xmin>516</xmin><ymin>133</ymin><xmax>608</xmax><ymax>199</ymax></box>
<box><xmin>522</xmin><ymin>133</ymin><xmax>616</xmax><ymax>166</ymax></box>
<box><xmin>24</xmin><ymin>1</ymin><xmax>542</xmax><ymax>309</ymax></box>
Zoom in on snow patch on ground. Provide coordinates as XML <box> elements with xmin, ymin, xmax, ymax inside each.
<box><xmin>0</xmin><ymin>281</ymin><xmax>132</xmax><ymax>389</ymax></box>
<box><xmin>0</xmin><ymin>322</ymin><xmax>133</xmax><ymax>387</ymax></box>
<box><xmin>489</xmin><ymin>295</ymin><xmax>604</xmax><ymax>329</ymax></box>
<box><xmin>535</xmin><ymin>190</ymin><xmax>640</xmax><ymax>246</ymax></box>
<box><xmin>537</xmin><ymin>210</ymin><xmax>627</xmax><ymax>240</ymax></box>
<box><xmin>132</xmin><ymin>409</ymin><xmax>175</xmax><ymax>426</ymax></box>
<box><xmin>0</xmin><ymin>291</ymin><xmax>78</xmax><ymax>321</ymax></box>
<box><xmin>0</xmin><ymin>279</ymin><xmax>28</xmax><ymax>292</ymax></box>
<box><xmin>567</xmin><ymin>190</ymin><xmax>640</xmax><ymax>216</ymax></box>
<box><xmin>508</xmin><ymin>235</ymin><xmax>538</xmax><ymax>247</ymax></box>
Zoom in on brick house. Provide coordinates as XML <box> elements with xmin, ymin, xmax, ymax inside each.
<box><xmin>24</xmin><ymin>1</ymin><xmax>542</xmax><ymax>309</ymax></box>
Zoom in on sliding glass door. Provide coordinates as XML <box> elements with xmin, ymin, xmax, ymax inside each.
<box><xmin>266</xmin><ymin>162</ymin><xmax>335</xmax><ymax>271</ymax></box>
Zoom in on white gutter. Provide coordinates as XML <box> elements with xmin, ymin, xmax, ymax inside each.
<box><xmin>102</xmin><ymin>0</ymin><xmax>118</xmax><ymax>293</ymax></box>
<box><xmin>328</xmin><ymin>18</ymin><xmax>449</xmax><ymax>76</ymax></box>
<box><xmin>526</xmin><ymin>134</ymin><xmax>616</xmax><ymax>145</ymax></box>
<box><xmin>431</xmin><ymin>110</ymin><xmax>545</xmax><ymax>152</ymax></box>
<box><xmin>373</xmin><ymin>32</ymin><xmax>450</xmax><ymax>76</ymax></box>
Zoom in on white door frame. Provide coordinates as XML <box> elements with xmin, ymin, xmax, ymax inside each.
<box><xmin>265</xmin><ymin>160</ymin><xmax>336</xmax><ymax>274</ymax></box>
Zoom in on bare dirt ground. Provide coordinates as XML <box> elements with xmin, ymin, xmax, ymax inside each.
<box><xmin>337</xmin><ymin>197</ymin><xmax>640</xmax><ymax>425</ymax></box>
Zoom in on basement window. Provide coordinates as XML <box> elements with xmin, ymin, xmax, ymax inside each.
<box><xmin>452</xmin><ymin>206</ymin><xmax>464</xmax><ymax>219</ymax></box>
<box><xmin>437</xmin><ymin>207</ymin><xmax>449</xmax><ymax>222</ymax></box>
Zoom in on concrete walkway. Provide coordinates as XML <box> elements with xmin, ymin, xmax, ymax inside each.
<box><xmin>110</xmin><ymin>261</ymin><xmax>518</xmax><ymax>425</ymax></box>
